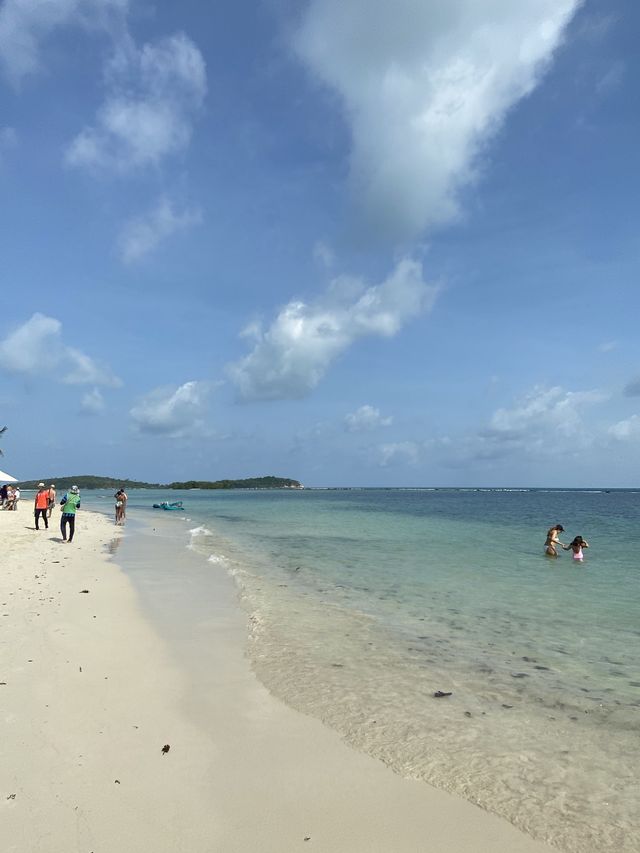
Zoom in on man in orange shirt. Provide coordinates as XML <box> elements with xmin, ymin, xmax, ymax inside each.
<box><xmin>34</xmin><ymin>482</ymin><xmax>49</xmax><ymax>530</ymax></box>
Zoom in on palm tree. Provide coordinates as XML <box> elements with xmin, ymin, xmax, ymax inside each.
<box><xmin>0</xmin><ymin>426</ymin><xmax>6</xmax><ymax>456</ymax></box>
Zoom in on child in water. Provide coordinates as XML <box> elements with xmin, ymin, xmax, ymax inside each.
<box><xmin>564</xmin><ymin>535</ymin><xmax>589</xmax><ymax>561</ymax></box>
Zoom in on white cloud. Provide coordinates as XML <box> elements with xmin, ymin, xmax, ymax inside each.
<box><xmin>490</xmin><ymin>385</ymin><xmax>604</xmax><ymax>439</ymax></box>
<box><xmin>0</xmin><ymin>0</ymin><xmax>127</xmax><ymax>86</ymax></box>
<box><xmin>228</xmin><ymin>258</ymin><xmax>438</xmax><ymax>401</ymax></box>
<box><xmin>130</xmin><ymin>380</ymin><xmax>213</xmax><ymax>437</ymax></box>
<box><xmin>345</xmin><ymin>404</ymin><xmax>393</xmax><ymax>432</ymax></box>
<box><xmin>80</xmin><ymin>387</ymin><xmax>105</xmax><ymax>414</ymax></box>
<box><xmin>0</xmin><ymin>313</ymin><xmax>121</xmax><ymax>387</ymax></box>
<box><xmin>118</xmin><ymin>196</ymin><xmax>202</xmax><ymax>263</ymax></box>
<box><xmin>598</xmin><ymin>340</ymin><xmax>617</xmax><ymax>353</ymax></box>
<box><xmin>376</xmin><ymin>441</ymin><xmax>420</xmax><ymax>467</ymax></box>
<box><xmin>447</xmin><ymin>385</ymin><xmax>605</xmax><ymax>466</ymax></box>
<box><xmin>608</xmin><ymin>415</ymin><xmax>640</xmax><ymax>441</ymax></box>
<box><xmin>295</xmin><ymin>0</ymin><xmax>579</xmax><ymax>238</ymax></box>
<box><xmin>66</xmin><ymin>32</ymin><xmax>206</xmax><ymax>173</ymax></box>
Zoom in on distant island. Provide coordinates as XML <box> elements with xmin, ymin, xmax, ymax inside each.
<box><xmin>16</xmin><ymin>475</ymin><xmax>304</xmax><ymax>491</ymax></box>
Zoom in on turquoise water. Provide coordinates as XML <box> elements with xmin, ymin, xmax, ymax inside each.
<box><xmin>91</xmin><ymin>487</ymin><xmax>640</xmax><ymax>851</ymax></box>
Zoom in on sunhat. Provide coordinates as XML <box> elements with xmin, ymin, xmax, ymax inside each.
<box><xmin>37</xmin><ymin>482</ymin><xmax>45</xmax><ymax>487</ymax></box>
<box><xmin>71</xmin><ymin>485</ymin><xmax>79</xmax><ymax>493</ymax></box>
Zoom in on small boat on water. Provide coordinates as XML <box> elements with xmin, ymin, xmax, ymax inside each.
<box><xmin>152</xmin><ymin>501</ymin><xmax>185</xmax><ymax>511</ymax></box>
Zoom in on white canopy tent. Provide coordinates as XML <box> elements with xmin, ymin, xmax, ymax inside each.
<box><xmin>0</xmin><ymin>470</ymin><xmax>18</xmax><ymax>482</ymax></box>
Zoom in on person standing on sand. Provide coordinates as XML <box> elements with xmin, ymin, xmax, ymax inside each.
<box><xmin>114</xmin><ymin>488</ymin><xmax>127</xmax><ymax>525</ymax></box>
<box><xmin>34</xmin><ymin>483</ymin><xmax>50</xmax><ymax>529</ymax></box>
<box><xmin>47</xmin><ymin>484</ymin><xmax>56</xmax><ymax>519</ymax></box>
<box><xmin>13</xmin><ymin>486</ymin><xmax>20</xmax><ymax>510</ymax></box>
<box><xmin>60</xmin><ymin>485</ymin><xmax>81</xmax><ymax>543</ymax></box>
<box><xmin>544</xmin><ymin>523</ymin><xmax>565</xmax><ymax>557</ymax></box>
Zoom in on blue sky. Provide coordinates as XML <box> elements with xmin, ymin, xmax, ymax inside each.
<box><xmin>1</xmin><ymin>0</ymin><xmax>639</xmax><ymax>487</ymax></box>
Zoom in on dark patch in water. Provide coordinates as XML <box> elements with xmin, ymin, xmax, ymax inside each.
<box><xmin>511</xmin><ymin>672</ymin><xmax>529</xmax><ymax>678</ymax></box>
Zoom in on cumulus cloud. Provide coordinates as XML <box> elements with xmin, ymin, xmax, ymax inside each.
<box><xmin>0</xmin><ymin>313</ymin><xmax>121</xmax><ymax>387</ymax></box>
<box><xmin>0</xmin><ymin>0</ymin><xmax>127</xmax><ymax>86</ymax></box>
<box><xmin>228</xmin><ymin>258</ymin><xmax>438</xmax><ymax>401</ymax></box>
<box><xmin>608</xmin><ymin>415</ymin><xmax>640</xmax><ymax>441</ymax></box>
<box><xmin>451</xmin><ymin>385</ymin><xmax>605</xmax><ymax>465</ymax></box>
<box><xmin>295</xmin><ymin>0</ymin><xmax>579</xmax><ymax>238</ymax></box>
<box><xmin>345</xmin><ymin>404</ymin><xmax>393</xmax><ymax>432</ymax></box>
<box><xmin>489</xmin><ymin>385</ymin><xmax>604</xmax><ymax>439</ymax></box>
<box><xmin>130</xmin><ymin>380</ymin><xmax>213</xmax><ymax>437</ymax></box>
<box><xmin>66</xmin><ymin>32</ymin><xmax>206</xmax><ymax>173</ymax></box>
<box><xmin>376</xmin><ymin>441</ymin><xmax>420</xmax><ymax>467</ymax></box>
<box><xmin>118</xmin><ymin>196</ymin><xmax>202</xmax><ymax>263</ymax></box>
<box><xmin>80</xmin><ymin>387</ymin><xmax>105</xmax><ymax>415</ymax></box>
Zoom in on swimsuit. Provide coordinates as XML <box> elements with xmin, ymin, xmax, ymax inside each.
<box><xmin>573</xmin><ymin>547</ymin><xmax>583</xmax><ymax>561</ymax></box>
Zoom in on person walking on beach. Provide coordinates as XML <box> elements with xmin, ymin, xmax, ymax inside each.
<box><xmin>12</xmin><ymin>486</ymin><xmax>20</xmax><ymax>510</ymax></box>
<box><xmin>544</xmin><ymin>524</ymin><xmax>566</xmax><ymax>557</ymax></box>
<box><xmin>34</xmin><ymin>483</ymin><xmax>50</xmax><ymax>530</ymax></box>
<box><xmin>60</xmin><ymin>485</ymin><xmax>81</xmax><ymax>543</ymax></box>
<box><xmin>564</xmin><ymin>535</ymin><xmax>589</xmax><ymax>562</ymax></box>
<box><xmin>114</xmin><ymin>488</ymin><xmax>127</xmax><ymax>525</ymax></box>
<box><xmin>47</xmin><ymin>484</ymin><xmax>56</xmax><ymax>519</ymax></box>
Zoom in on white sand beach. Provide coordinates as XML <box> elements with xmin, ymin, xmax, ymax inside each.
<box><xmin>1</xmin><ymin>502</ymin><xmax>557</xmax><ymax>853</ymax></box>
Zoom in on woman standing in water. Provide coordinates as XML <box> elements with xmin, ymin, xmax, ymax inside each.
<box><xmin>544</xmin><ymin>523</ymin><xmax>566</xmax><ymax>557</ymax></box>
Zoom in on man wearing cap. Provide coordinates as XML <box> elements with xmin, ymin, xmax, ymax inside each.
<box><xmin>34</xmin><ymin>483</ymin><xmax>50</xmax><ymax>530</ymax></box>
<box><xmin>47</xmin><ymin>484</ymin><xmax>56</xmax><ymax>518</ymax></box>
<box><xmin>60</xmin><ymin>486</ymin><xmax>81</xmax><ymax>543</ymax></box>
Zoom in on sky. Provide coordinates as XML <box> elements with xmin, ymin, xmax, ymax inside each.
<box><xmin>1</xmin><ymin>0</ymin><xmax>639</xmax><ymax>487</ymax></box>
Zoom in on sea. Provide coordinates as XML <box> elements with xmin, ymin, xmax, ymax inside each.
<box><xmin>88</xmin><ymin>486</ymin><xmax>640</xmax><ymax>852</ymax></box>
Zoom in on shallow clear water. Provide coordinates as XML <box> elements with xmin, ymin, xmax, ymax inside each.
<box><xmin>90</xmin><ymin>487</ymin><xmax>640</xmax><ymax>851</ymax></box>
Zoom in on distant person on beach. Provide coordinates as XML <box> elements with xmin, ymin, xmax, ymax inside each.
<box><xmin>5</xmin><ymin>485</ymin><xmax>15</xmax><ymax>510</ymax></box>
<box><xmin>60</xmin><ymin>485</ymin><xmax>81</xmax><ymax>543</ymax></box>
<box><xmin>114</xmin><ymin>488</ymin><xmax>127</xmax><ymax>525</ymax></box>
<box><xmin>13</xmin><ymin>486</ymin><xmax>20</xmax><ymax>510</ymax></box>
<box><xmin>34</xmin><ymin>483</ymin><xmax>49</xmax><ymax>529</ymax></box>
<box><xmin>47</xmin><ymin>484</ymin><xmax>56</xmax><ymax>518</ymax></box>
<box><xmin>0</xmin><ymin>484</ymin><xmax>7</xmax><ymax>507</ymax></box>
<box><xmin>564</xmin><ymin>535</ymin><xmax>589</xmax><ymax>561</ymax></box>
<box><xmin>544</xmin><ymin>524</ymin><xmax>565</xmax><ymax>557</ymax></box>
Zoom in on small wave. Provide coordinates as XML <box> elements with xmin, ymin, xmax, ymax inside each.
<box><xmin>208</xmin><ymin>553</ymin><xmax>228</xmax><ymax>566</ymax></box>
<box><xmin>187</xmin><ymin>525</ymin><xmax>213</xmax><ymax>550</ymax></box>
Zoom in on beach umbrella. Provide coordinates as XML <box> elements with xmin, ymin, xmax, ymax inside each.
<box><xmin>0</xmin><ymin>469</ymin><xmax>17</xmax><ymax>482</ymax></box>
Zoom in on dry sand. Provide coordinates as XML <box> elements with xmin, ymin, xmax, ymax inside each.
<box><xmin>1</xmin><ymin>502</ymin><xmax>557</xmax><ymax>853</ymax></box>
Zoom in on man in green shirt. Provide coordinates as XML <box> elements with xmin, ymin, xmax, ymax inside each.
<box><xmin>60</xmin><ymin>485</ymin><xmax>81</xmax><ymax>543</ymax></box>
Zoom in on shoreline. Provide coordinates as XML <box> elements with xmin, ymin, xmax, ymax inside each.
<box><xmin>2</xmin><ymin>503</ymin><xmax>556</xmax><ymax>852</ymax></box>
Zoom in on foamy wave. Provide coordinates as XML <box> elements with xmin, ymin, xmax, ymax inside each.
<box><xmin>208</xmin><ymin>553</ymin><xmax>228</xmax><ymax>566</ymax></box>
<box><xmin>187</xmin><ymin>525</ymin><xmax>213</xmax><ymax>550</ymax></box>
